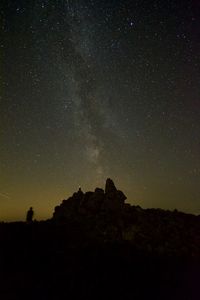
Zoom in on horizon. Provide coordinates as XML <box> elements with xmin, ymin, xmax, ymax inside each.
<box><xmin>0</xmin><ymin>177</ymin><xmax>199</xmax><ymax>222</ymax></box>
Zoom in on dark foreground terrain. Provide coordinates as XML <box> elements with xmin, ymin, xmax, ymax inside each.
<box><xmin>1</xmin><ymin>179</ymin><xmax>200</xmax><ymax>299</ymax></box>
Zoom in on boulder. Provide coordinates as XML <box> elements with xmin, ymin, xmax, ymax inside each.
<box><xmin>105</xmin><ymin>178</ymin><xmax>117</xmax><ymax>194</ymax></box>
<box><xmin>103</xmin><ymin>178</ymin><xmax>127</xmax><ymax>212</ymax></box>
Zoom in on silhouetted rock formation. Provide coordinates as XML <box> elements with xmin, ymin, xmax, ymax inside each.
<box><xmin>104</xmin><ymin>178</ymin><xmax>126</xmax><ymax>211</ymax></box>
<box><xmin>53</xmin><ymin>178</ymin><xmax>127</xmax><ymax>219</ymax></box>
<box><xmin>52</xmin><ymin>179</ymin><xmax>200</xmax><ymax>257</ymax></box>
<box><xmin>105</xmin><ymin>178</ymin><xmax>117</xmax><ymax>193</ymax></box>
<box><xmin>1</xmin><ymin>180</ymin><xmax>200</xmax><ymax>300</ymax></box>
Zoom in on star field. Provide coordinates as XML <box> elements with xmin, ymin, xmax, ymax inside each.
<box><xmin>1</xmin><ymin>0</ymin><xmax>200</xmax><ymax>220</ymax></box>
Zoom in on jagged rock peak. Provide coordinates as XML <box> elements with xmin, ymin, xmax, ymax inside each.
<box><xmin>53</xmin><ymin>178</ymin><xmax>127</xmax><ymax>220</ymax></box>
<box><xmin>105</xmin><ymin>178</ymin><xmax>117</xmax><ymax>194</ymax></box>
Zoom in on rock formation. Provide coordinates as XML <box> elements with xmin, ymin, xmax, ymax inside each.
<box><xmin>52</xmin><ymin>178</ymin><xmax>200</xmax><ymax>257</ymax></box>
<box><xmin>53</xmin><ymin>178</ymin><xmax>127</xmax><ymax>220</ymax></box>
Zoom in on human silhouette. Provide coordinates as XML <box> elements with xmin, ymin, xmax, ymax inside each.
<box><xmin>26</xmin><ymin>207</ymin><xmax>34</xmax><ymax>222</ymax></box>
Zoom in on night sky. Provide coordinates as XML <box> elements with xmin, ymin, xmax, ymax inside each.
<box><xmin>1</xmin><ymin>0</ymin><xmax>200</xmax><ymax>221</ymax></box>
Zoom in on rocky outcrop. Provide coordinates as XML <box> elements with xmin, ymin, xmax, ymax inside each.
<box><xmin>53</xmin><ymin>178</ymin><xmax>127</xmax><ymax>220</ymax></box>
<box><xmin>105</xmin><ymin>178</ymin><xmax>117</xmax><ymax>193</ymax></box>
<box><xmin>52</xmin><ymin>179</ymin><xmax>200</xmax><ymax>257</ymax></box>
<box><xmin>103</xmin><ymin>178</ymin><xmax>126</xmax><ymax>211</ymax></box>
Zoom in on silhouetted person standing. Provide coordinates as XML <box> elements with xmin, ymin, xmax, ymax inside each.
<box><xmin>26</xmin><ymin>207</ymin><xmax>34</xmax><ymax>223</ymax></box>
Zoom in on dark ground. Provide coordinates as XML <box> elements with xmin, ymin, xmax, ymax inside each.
<box><xmin>0</xmin><ymin>220</ymin><xmax>200</xmax><ymax>300</ymax></box>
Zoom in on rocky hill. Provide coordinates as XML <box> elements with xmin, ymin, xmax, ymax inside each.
<box><xmin>1</xmin><ymin>179</ymin><xmax>200</xmax><ymax>299</ymax></box>
<box><xmin>52</xmin><ymin>178</ymin><xmax>200</xmax><ymax>257</ymax></box>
